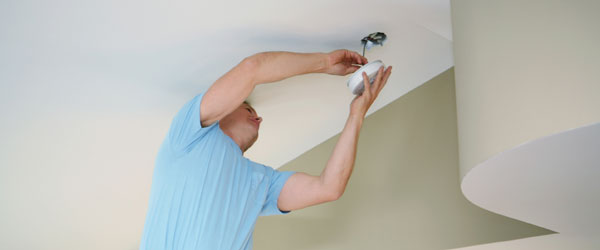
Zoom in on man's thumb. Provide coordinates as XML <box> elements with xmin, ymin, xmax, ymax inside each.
<box><xmin>346</xmin><ymin>66</ymin><xmax>360</xmax><ymax>74</ymax></box>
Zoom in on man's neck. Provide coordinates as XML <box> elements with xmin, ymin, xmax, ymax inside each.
<box><xmin>219</xmin><ymin>124</ymin><xmax>247</xmax><ymax>153</ymax></box>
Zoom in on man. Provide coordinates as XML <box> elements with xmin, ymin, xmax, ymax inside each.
<box><xmin>140</xmin><ymin>49</ymin><xmax>392</xmax><ymax>249</ymax></box>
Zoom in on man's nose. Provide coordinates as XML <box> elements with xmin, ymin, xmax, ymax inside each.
<box><xmin>255</xmin><ymin>117</ymin><xmax>262</xmax><ymax>124</ymax></box>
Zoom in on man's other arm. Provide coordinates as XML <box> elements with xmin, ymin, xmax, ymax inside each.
<box><xmin>200</xmin><ymin>52</ymin><xmax>331</xmax><ymax>127</ymax></box>
<box><xmin>278</xmin><ymin>66</ymin><xmax>392</xmax><ymax>212</ymax></box>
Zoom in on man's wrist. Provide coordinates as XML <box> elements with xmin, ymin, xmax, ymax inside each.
<box><xmin>348</xmin><ymin>112</ymin><xmax>365</xmax><ymax>124</ymax></box>
<box><xmin>314</xmin><ymin>52</ymin><xmax>329</xmax><ymax>74</ymax></box>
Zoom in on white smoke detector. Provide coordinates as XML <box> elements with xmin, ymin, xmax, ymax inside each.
<box><xmin>347</xmin><ymin>32</ymin><xmax>387</xmax><ymax>95</ymax></box>
<box><xmin>347</xmin><ymin>60</ymin><xmax>385</xmax><ymax>95</ymax></box>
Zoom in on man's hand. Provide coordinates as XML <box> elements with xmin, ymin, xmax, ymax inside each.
<box><xmin>350</xmin><ymin>66</ymin><xmax>392</xmax><ymax>117</ymax></box>
<box><xmin>323</xmin><ymin>49</ymin><xmax>368</xmax><ymax>75</ymax></box>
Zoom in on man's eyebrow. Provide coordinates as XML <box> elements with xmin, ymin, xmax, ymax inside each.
<box><xmin>245</xmin><ymin>105</ymin><xmax>257</xmax><ymax>115</ymax></box>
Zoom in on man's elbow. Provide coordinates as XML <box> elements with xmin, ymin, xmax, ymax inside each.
<box><xmin>243</xmin><ymin>52</ymin><xmax>270</xmax><ymax>76</ymax></box>
<box><xmin>238</xmin><ymin>53</ymin><xmax>263</xmax><ymax>85</ymax></box>
<box><xmin>242</xmin><ymin>53</ymin><xmax>263</xmax><ymax>69</ymax></box>
<box><xmin>324</xmin><ymin>187</ymin><xmax>345</xmax><ymax>202</ymax></box>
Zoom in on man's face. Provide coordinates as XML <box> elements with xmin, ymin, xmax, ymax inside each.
<box><xmin>220</xmin><ymin>102</ymin><xmax>262</xmax><ymax>148</ymax></box>
<box><xmin>239</xmin><ymin>103</ymin><xmax>262</xmax><ymax>131</ymax></box>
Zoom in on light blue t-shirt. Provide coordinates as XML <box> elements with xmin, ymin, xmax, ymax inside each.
<box><xmin>140</xmin><ymin>92</ymin><xmax>295</xmax><ymax>250</ymax></box>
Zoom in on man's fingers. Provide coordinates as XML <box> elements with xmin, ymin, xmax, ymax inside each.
<box><xmin>349</xmin><ymin>50</ymin><xmax>366</xmax><ymax>65</ymax></box>
<box><xmin>362</xmin><ymin>55</ymin><xmax>368</xmax><ymax>65</ymax></box>
<box><xmin>358</xmin><ymin>54</ymin><xmax>367</xmax><ymax>65</ymax></box>
<box><xmin>377</xmin><ymin>66</ymin><xmax>392</xmax><ymax>93</ymax></box>
<box><xmin>373</xmin><ymin>66</ymin><xmax>384</xmax><ymax>94</ymax></box>
<box><xmin>351</xmin><ymin>52</ymin><xmax>361</xmax><ymax>65</ymax></box>
<box><xmin>362</xmin><ymin>72</ymin><xmax>371</xmax><ymax>95</ymax></box>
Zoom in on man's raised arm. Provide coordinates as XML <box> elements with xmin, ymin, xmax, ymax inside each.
<box><xmin>200</xmin><ymin>50</ymin><xmax>367</xmax><ymax>127</ymax></box>
<box><xmin>277</xmin><ymin>65</ymin><xmax>392</xmax><ymax>212</ymax></box>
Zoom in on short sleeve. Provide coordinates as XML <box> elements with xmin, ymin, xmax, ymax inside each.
<box><xmin>259</xmin><ymin>167</ymin><xmax>296</xmax><ymax>216</ymax></box>
<box><xmin>168</xmin><ymin>92</ymin><xmax>218</xmax><ymax>152</ymax></box>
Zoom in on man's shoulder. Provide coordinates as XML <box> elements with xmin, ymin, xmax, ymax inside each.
<box><xmin>246</xmin><ymin>160</ymin><xmax>274</xmax><ymax>174</ymax></box>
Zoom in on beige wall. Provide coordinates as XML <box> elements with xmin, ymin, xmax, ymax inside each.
<box><xmin>451</xmin><ymin>0</ymin><xmax>600</xmax><ymax>179</ymax></box>
<box><xmin>253</xmin><ymin>68</ymin><xmax>553</xmax><ymax>250</ymax></box>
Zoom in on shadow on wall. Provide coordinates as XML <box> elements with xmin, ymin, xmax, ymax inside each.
<box><xmin>253</xmin><ymin>68</ymin><xmax>554</xmax><ymax>250</ymax></box>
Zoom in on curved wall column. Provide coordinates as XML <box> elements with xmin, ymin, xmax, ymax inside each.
<box><xmin>451</xmin><ymin>0</ymin><xmax>600</xmax><ymax>179</ymax></box>
<box><xmin>451</xmin><ymin>0</ymin><xmax>600</xmax><ymax>248</ymax></box>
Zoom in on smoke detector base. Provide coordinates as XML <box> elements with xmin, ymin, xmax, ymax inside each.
<box><xmin>347</xmin><ymin>60</ymin><xmax>385</xmax><ymax>95</ymax></box>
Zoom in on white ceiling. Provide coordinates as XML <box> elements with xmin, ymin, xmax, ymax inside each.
<box><xmin>0</xmin><ymin>0</ymin><xmax>453</xmax><ymax>249</ymax></box>
<box><xmin>1</xmin><ymin>0</ymin><xmax>454</xmax><ymax>169</ymax></box>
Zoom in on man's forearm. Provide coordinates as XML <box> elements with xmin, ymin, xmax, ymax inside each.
<box><xmin>248</xmin><ymin>51</ymin><xmax>328</xmax><ymax>85</ymax></box>
<box><xmin>319</xmin><ymin>113</ymin><xmax>364</xmax><ymax>199</ymax></box>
